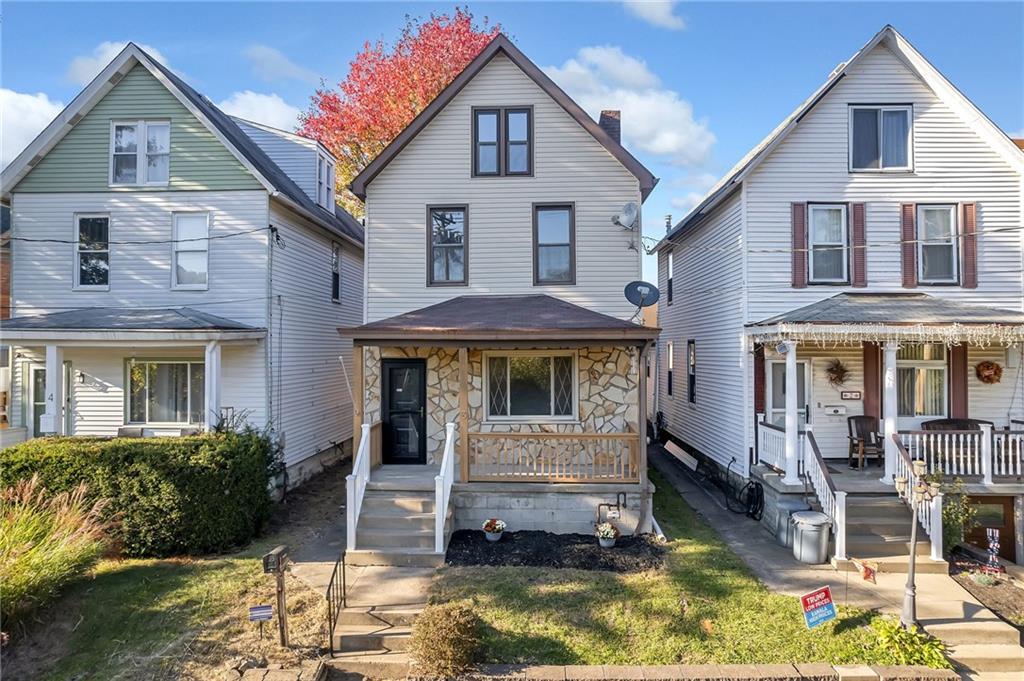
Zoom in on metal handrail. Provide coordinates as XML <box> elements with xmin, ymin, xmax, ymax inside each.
<box><xmin>326</xmin><ymin>549</ymin><xmax>346</xmax><ymax>657</ymax></box>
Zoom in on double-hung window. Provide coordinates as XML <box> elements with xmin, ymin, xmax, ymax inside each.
<box><xmin>666</xmin><ymin>342</ymin><xmax>674</xmax><ymax>396</ymax></box>
<box><xmin>111</xmin><ymin>120</ymin><xmax>170</xmax><ymax>185</ymax></box>
<box><xmin>128</xmin><ymin>359</ymin><xmax>205</xmax><ymax>424</ymax></box>
<box><xmin>428</xmin><ymin>206</ymin><xmax>467</xmax><ymax>285</ymax></box>
<box><xmin>666</xmin><ymin>250</ymin><xmax>674</xmax><ymax>304</ymax></box>
<box><xmin>74</xmin><ymin>214</ymin><xmax>110</xmax><ymax>289</ymax></box>
<box><xmin>317</xmin><ymin>153</ymin><xmax>335</xmax><ymax>208</ymax></box>
<box><xmin>807</xmin><ymin>204</ymin><xmax>848</xmax><ymax>283</ymax></box>
<box><xmin>533</xmin><ymin>204</ymin><xmax>574</xmax><ymax>284</ymax></box>
<box><xmin>917</xmin><ymin>205</ymin><xmax>958</xmax><ymax>284</ymax></box>
<box><xmin>331</xmin><ymin>242</ymin><xmax>341</xmax><ymax>302</ymax></box>
<box><xmin>849</xmin><ymin>105</ymin><xmax>912</xmax><ymax>171</ymax></box>
<box><xmin>896</xmin><ymin>344</ymin><xmax>946</xmax><ymax>418</ymax></box>
<box><xmin>172</xmin><ymin>213</ymin><xmax>209</xmax><ymax>289</ymax></box>
<box><xmin>473</xmin><ymin>107</ymin><xmax>532</xmax><ymax>176</ymax></box>
<box><xmin>687</xmin><ymin>340</ymin><xmax>696</xmax><ymax>404</ymax></box>
<box><xmin>485</xmin><ymin>351</ymin><xmax>575</xmax><ymax>420</ymax></box>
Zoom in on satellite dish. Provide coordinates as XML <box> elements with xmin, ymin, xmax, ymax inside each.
<box><xmin>612</xmin><ymin>201</ymin><xmax>639</xmax><ymax>230</ymax></box>
<box><xmin>624</xmin><ymin>280</ymin><xmax>660</xmax><ymax>308</ymax></box>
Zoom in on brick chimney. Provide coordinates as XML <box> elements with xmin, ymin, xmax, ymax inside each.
<box><xmin>599</xmin><ymin>110</ymin><xmax>621</xmax><ymax>144</ymax></box>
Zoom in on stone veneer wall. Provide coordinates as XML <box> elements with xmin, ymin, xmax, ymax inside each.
<box><xmin>362</xmin><ymin>345</ymin><xmax>641</xmax><ymax>464</ymax></box>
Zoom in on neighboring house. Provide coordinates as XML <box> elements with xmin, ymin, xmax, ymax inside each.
<box><xmin>1</xmin><ymin>206</ymin><xmax>10</xmax><ymax>429</ymax></box>
<box><xmin>656</xmin><ymin>26</ymin><xmax>1024</xmax><ymax>567</ymax></box>
<box><xmin>0</xmin><ymin>43</ymin><xmax>365</xmax><ymax>487</ymax></box>
<box><xmin>340</xmin><ymin>34</ymin><xmax>659</xmax><ymax>566</ymax></box>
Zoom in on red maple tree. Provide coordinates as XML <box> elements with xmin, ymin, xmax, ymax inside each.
<box><xmin>300</xmin><ymin>7</ymin><xmax>501</xmax><ymax>214</ymax></box>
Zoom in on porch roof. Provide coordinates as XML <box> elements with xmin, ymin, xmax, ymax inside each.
<box><xmin>1</xmin><ymin>307</ymin><xmax>266</xmax><ymax>342</ymax></box>
<box><xmin>340</xmin><ymin>294</ymin><xmax>659</xmax><ymax>344</ymax></box>
<box><xmin>747</xmin><ymin>293</ymin><xmax>1024</xmax><ymax>345</ymax></box>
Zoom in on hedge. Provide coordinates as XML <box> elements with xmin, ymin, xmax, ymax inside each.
<box><xmin>0</xmin><ymin>430</ymin><xmax>277</xmax><ymax>557</ymax></box>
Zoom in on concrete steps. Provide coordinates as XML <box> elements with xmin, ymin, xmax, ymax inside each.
<box><xmin>349</xmin><ymin>487</ymin><xmax>452</xmax><ymax>566</ymax></box>
<box><xmin>925</xmin><ymin>619</ymin><xmax>1021</xmax><ymax>646</ymax></box>
<box><xmin>333</xmin><ymin>624</ymin><xmax>413</xmax><ymax>653</ymax></box>
<box><xmin>833</xmin><ymin>494</ymin><xmax>946</xmax><ymax>574</ymax></box>
<box><xmin>946</xmin><ymin>644</ymin><xmax>1024</xmax><ymax>673</ymax></box>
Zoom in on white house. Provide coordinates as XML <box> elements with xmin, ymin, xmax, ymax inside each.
<box><xmin>0</xmin><ymin>43</ymin><xmax>364</xmax><ymax>486</ymax></box>
<box><xmin>655</xmin><ymin>26</ymin><xmax>1024</xmax><ymax>567</ymax></box>
<box><xmin>339</xmin><ymin>34</ymin><xmax>659</xmax><ymax>567</ymax></box>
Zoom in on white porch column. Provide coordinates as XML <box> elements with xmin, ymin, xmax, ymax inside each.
<box><xmin>782</xmin><ymin>340</ymin><xmax>801</xmax><ymax>485</ymax></box>
<box><xmin>881</xmin><ymin>340</ymin><xmax>899</xmax><ymax>484</ymax></box>
<box><xmin>41</xmin><ymin>345</ymin><xmax>64</xmax><ymax>435</ymax></box>
<box><xmin>204</xmin><ymin>341</ymin><xmax>222</xmax><ymax>431</ymax></box>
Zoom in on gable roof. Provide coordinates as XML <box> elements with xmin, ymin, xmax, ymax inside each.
<box><xmin>657</xmin><ymin>25</ymin><xmax>1024</xmax><ymax>250</ymax></box>
<box><xmin>1</xmin><ymin>43</ymin><xmax>363</xmax><ymax>247</ymax></box>
<box><xmin>349</xmin><ymin>34</ymin><xmax>658</xmax><ymax>201</ymax></box>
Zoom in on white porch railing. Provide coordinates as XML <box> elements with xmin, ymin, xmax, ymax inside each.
<box><xmin>993</xmin><ymin>429</ymin><xmax>1024</xmax><ymax>477</ymax></box>
<box><xmin>801</xmin><ymin>429</ymin><xmax>847</xmax><ymax>560</ymax></box>
<box><xmin>756</xmin><ymin>415</ymin><xmax>802</xmax><ymax>475</ymax></box>
<box><xmin>345</xmin><ymin>423</ymin><xmax>371</xmax><ymax>550</ymax></box>
<box><xmin>892</xmin><ymin>435</ymin><xmax>943</xmax><ymax>561</ymax></box>
<box><xmin>434</xmin><ymin>422</ymin><xmax>457</xmax><ymax>553</ymax></box>
<box><xmin>898</xmin><ymin>428</ymin><xmax>988</xmax><ymax>478</ymax></box>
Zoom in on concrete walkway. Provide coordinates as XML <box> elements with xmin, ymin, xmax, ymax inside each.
<box><xmin>649</xmin><ymin>447</ymin><xmax>1022</xmax><ymax>679</ymax></box>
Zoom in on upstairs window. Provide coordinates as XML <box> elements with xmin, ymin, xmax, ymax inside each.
<box><xmin>687</xmin><ymin>340</ymin><xmax>696</xmax><ymax>404</ymax></box>
<box><xmin>808</xmin><ymin>204</ymin><xmax>848</xmax><ymax>283</ymax></box>
<box><xmin>317</xmin><ymin>153</ymin><xmax>335</xmax><ymax>208</ymax></box>
<box><xmin>111</xmin><ymin>120</ymin><xmax>169</xmax><ymax>185</ymax></box>
<box><xmin>849</xmin><ymin>106</ymin><xmax>911</xmax><ymax>171</ymax></box>
<box><xmin>428</xmin><ymin>206</ymin><xmax>467</xmax><ymax>285</ymax></box>
<box><xmin>331</xmin><ymin>242</ymin><xmax>341</xmax><ymax>302</ymax></box>
<box><xmin>917</xmin><ymin>205</ymin><xmax>958</xmax><ymax>284</ymax></box>
<box><xmin>75</xmin><ymin>214</ymin><xmax>110</xmax><ymax>289</ymax></box>
<box><xmin>666</xmin><ymin>341</ymin><xmax>674</xmax><ymax>396</ymax></box>
<box><xmin>533</xmin><ymin>204</ymin><xmax>574</xmax><ymax>285</ymax></box>
<box><xmin>473</xmin><ymin>107</ymin><xmax>532</xmax><ymax>176</ymax></box>
<box><xmin>172</xmin><ymin>213</ymin><xmax>209</xmax><ymax>289</ymax></box>
<box><xmin>666</xmin><ymin>250</ymin><xmax>674</xmax><ymax>304</ymax></box>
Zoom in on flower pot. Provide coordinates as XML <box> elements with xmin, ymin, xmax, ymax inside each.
<box><xmin>485</xmin><ymin>531</ymin><xmax>503</xmax><ymax>542</ymax></box>
<box><xmin>599</xmin><ymin>537</ymin><xmax>616</xmax><ymax>548</ymax></box>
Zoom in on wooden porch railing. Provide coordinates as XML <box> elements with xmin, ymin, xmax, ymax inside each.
<box><xmin>467</xmin><ymin>431</ymin><xmax>641</xmax><ymax>482</ymax></box>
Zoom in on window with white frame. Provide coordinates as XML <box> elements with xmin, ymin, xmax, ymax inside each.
<box><xmin>808</xmin><ymin>204</ymin><xmax>848</xmax><ymax>283</ymax></box>
<box><xmin>74</xmin><ymin>214</ymin><xmax>110</xmax><ymax>288</ymax></box>
<box><xmin>111</xmin><ymin>120</ymin><xmax>170</xmax><ymax>185</ymax></box>
<box><xmin>331</xmin><ymin>242</ymin><xmax>341</xmax><ymax>302</ymax></box>
<box><xmin>666</xmin><ymin>250</ymin><xmax>674</xmax><ymax>304</ymax></box>
<box><xmin>917</xmin><ymin>205</ymin><xmax>958</xmax><ymax>284</ymax></box>
<box><xmin>896</xmin><ymin>344</ymin><xmax>946</xmax><ymax>417</ymax></box>
<box><xmin>849</xmin><ymin>105</ymin><xmax>912</xmax><ymax>171</ymax></box>
<box><xmin>317</xmin><ymin>154</ymin><xmax>335</xmax><ymax>209</ymax></box>
<box><xmin>485</xmin><ymin>352</ymin><xmax>575</xmax><ymax>420</ymax></box>
<box><xmin>687</xmin><ymin>340</ymin><xmax>696</xmax><ymax>404</ymax></box>
<box><xmin>172</xmin><ymin>213</ymin><xmax>209</xmax><ymax>289</ymax></box>
<box><xmin>666</xmin><ymin>341</ymin><xmax>674</xmax><ymax>396</ymax></box>
<box><xmin>127</xmin><ymin>360</ymin><xmax>205</xmax><ymax>424</ymax></box>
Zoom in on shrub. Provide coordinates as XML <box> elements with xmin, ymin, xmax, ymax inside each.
<box><xmin>872</xmin><ymin>618</ymin><xmax>952</xmax><ymax>669</ymax></box>
<box><xmin>0</xmin><ymin>429</ymin><xmax>277</xmax><ymax>557</ymax></box>
<box><xmin>0</xmin><ymin>476</ymin><xmax>109</xmax><ymax>628</ymax></box>
<box><xmin>410</xmin><ymin>601</ymin><xmax>482</xmax><ymax>678</ymax></box>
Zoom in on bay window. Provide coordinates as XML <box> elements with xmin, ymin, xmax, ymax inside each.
<box><xmin>111</xmin><ymin>120</ymin><xmax>170</xmax><ymax>185</ymax></box>
<box><xmin>808</xmin><ymin>204</ymin><xmax>848</xmax><ymax>283</ymax></box>
<box><xmin>75</xmin><ymin>214</ymin><xmax>110</xmax><ymax>289</ymax></box>
<box><xmin>849</xmin><ymin>105</ymin><xmax>911</xmax><ymax>171</ymax></box>
<box><xmin>172</xmin><ymin>213</ymin><xmax>209</xmax><ymax>289</ymax></box>
<box><xmin>486</xmin><ymin>352</ymin><xmax>575</xmax><ymax>420</ymax></box>
<box><xmin>917</xmin><ymin>205</ymin><xmax>958</xmax><ymax>284</ymax></box>
<box><xmin>128</xmin><ymin>360</ymin><xmax>205</xmax><ymax>424</ymax></box>
<box><xmin>896</xmin><ymin>344</ymin><xmax>946</xmax><ymax>418</ymax></box>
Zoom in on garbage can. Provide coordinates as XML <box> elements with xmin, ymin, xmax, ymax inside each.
<box><xmin>775</xmin><ymin>499</ymin><xmax>811</xmax><ymax>548</ymax></box>
<box><xmin>791</xmin><ymin>511</ymin><xmax>832</xmax><ymax>564</ymax></box>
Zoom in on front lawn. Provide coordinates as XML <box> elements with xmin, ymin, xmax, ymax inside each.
<box><xmin>430</xmin><ymin>468</ymin><xmax>904</xmax><ymax>666</ymax></box>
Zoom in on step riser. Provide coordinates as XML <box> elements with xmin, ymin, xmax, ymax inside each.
<box><xmin>928</xmin><ymin>627</ymin><xmax>1021</xmax><ymax>646</ymax></box>
<box><xmin>356</xmin><ymin>531</ymin><xmax>436</xmax><ymax>550</ymax></box>
<box><xmin>336</xmin><ymin>633</ymin><xmax>412</xmax><ymax>653</ymax></box>
<box><xmin>338</xmin><ymin>611</ymin><xmax>419</xmax><ymax>627</ymax></box>
<box><xmin>845</xmin><ymin>542</ymin><xmax>933</xmax><ymax>557</ymax></box>
<box><xmin>950</xmin><ymin>656</ymin><xmax>1024</xmax><ymax>673</ymax></box>
<box><xmin>361</xmin><ymin>498</ymin><xmax>435</xmax><ymax>513</ymax></box>
<box><xmin>358</xmin><ymin>515</ymin><xmax>434</xmax><ymax>531</ymax></box>
<box><xmin>833</xmin><ymin>559</ymin><xmax>948</xmax><ymax>574</ymax></box>
<box><xmin>345</xmin><ymin>550</ymin><xmax>444</xmax><ymax>568</ymax></box>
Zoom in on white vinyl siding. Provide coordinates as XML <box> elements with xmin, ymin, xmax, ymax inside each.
<box><xmin>364</xmin><ymin>52</ymin><xmax>642</xmax><ymax>322</ymax></box>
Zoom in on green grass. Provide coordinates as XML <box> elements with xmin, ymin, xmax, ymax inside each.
<box><xmin>431</xmin><ymin>468</ymin><xmax>905</xmax><ymax>666</ymax></box>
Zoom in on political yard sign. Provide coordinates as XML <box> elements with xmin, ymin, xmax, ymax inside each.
<box><xmin>800</xmin><ymin>586</ymin><xmax>837</xmax><ymax>629</ymax></box>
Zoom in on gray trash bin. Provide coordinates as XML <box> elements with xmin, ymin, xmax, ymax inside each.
<box><xmin>775</xmin><ymin>499</ymin><xmax>811</xmax><ymax>548</ymax></box>
<box><xmin>791</xmin><ymin>511</ymin><xmax>832</xmax><ymax>564</ymax></box>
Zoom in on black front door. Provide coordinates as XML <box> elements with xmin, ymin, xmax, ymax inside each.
<box><xmin>382</xmin><ymin>359</ymin><xmax>427</xmax><ymax>464</ymax></box>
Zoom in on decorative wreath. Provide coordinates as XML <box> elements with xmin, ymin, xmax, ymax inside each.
<box><xmin>825</xmin><ymin>359</ymin><xmax>849</xmax><ymax>388</ymax></box>
<box><xmin>975</xmin><ymin>361</ymin><xmax>1003</xmax><ymax>384</ymax></box>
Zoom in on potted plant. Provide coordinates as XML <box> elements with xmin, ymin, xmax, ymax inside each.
<box><xmin>482</xmin><ymin>518</ymin><xmax>506</xmax><ymax>542</ymax></box>
<box><xmin>596</xmin><ymin>522</ymin><xmax>620</xmax><ymax>548</ymax></box>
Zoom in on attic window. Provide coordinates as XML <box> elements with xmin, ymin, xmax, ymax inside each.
<box><xmin>849</xmin><ymin>105</ymin><xmax>912</xmax><ymax>171</ymax></box>
<box><xmin>473</xmin><ymin>107</ymin><xmax>532</xmax><ymax>177</ymax></box>
<box><xmin>110</xmin><ymin>120</ymin><xmax>169</xmax><ymax>186</ymax></box>
<box><xmin>317</xmin><ymin>153</ymin><xmax>335</xmax><ymax>209</ymax></box>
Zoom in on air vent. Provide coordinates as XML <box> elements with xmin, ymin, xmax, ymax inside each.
<box><xmin>68</xmin><ymin>113</ymin><xmax>83</xmax><ymax>126</ymax></box>
<box><xmin>108</xmin><ymin>71</ymin><xmax>125</xmax><ymax>85</ymax></box>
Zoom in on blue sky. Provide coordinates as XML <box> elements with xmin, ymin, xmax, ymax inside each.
<box><xmin>3</xmin><ymin>1</ymin><xmax>1022</xmax><ymax>279</ymax></box>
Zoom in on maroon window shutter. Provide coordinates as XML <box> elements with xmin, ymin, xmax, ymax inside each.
<box><xmin>862</xmin><ymin>342</ymin><xmax>881</xmax><ymax>420</ymax></box>
<box><xmin>900</xmin><ymin>203</ymin><xmax>917</xmax><ymax>288</ymax></box>
<box><xmin>791</xmin><ymin>203</ymin><xmax>807</xmax><ymax>288</ymax></box>
<box><xmin>961</xmin><ymin>203</ymin><xmax>978</xmax><ymax>289</ymax></box>
<box><xmin>753</xmin><ymin>344</ymin><xmax>766</xmax><ymax>415</ymax></box>
<box><xmin>949</xmin><ymin>345</ymin><xmax>969</xmax><ymax>418</ymax></box>
<box><xmin>851</xmin><ymin>203</ymin><xmax>867</xmax><ymax>287</ymax></box>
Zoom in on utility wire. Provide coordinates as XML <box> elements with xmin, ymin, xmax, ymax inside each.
<box><xmin>8</xmin><ymin>226</ymin><xmax>274</xmax><ymax>246</ymax></box>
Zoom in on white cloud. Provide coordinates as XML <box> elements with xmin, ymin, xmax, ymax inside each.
<box><xmin>546</xmin><ymin>46</ymin><xmax>714</xmax><ymax>167</ymax></box>
<box><xmin>66</xmin><ymin>41</ymin><xmax>171</xmax><ymax>86</ymax></box>
<box><xmin>217</xmin><ymin>91</ymin><xmax>300</xmax><ymax>131</ymax></box>
<box><xmin>1</xmin><ymin>89</ymin><xmax>64</xmax><ymax>168</ymax></box>
<box><xmin>1007</xmin><ymin>128</ymin><xmax>1024</xmax><ymax>138</ymax></box>
<box><xmin>622</xmin><ymin>1</ymin><xmax>686</xmax><ymax>30</ymax></box>
<box><xmin>670</xmin><ymin>192</ymin><xmax>704</xmax><ymax>214</ymax></box>
<box><xmin>243</xmin><ymin>45</ymin><xmax>318</xmax><ymax>84</ymax></box>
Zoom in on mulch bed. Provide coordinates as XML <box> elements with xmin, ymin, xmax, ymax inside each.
<box><xmin>445</xmin><ymin>529</ymin><xmax>666</xmax><ymax>572</ymax></box>
<box><xmin>949</xmin><ymin>548</ymin><xmax>1024</xmax><ymax>631</ymax></box>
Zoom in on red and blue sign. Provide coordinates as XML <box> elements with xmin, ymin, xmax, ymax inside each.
<box><xmin>800</xmin><ymin>586</ymin><xmax>837</xmax><ymax>629</ymax></box>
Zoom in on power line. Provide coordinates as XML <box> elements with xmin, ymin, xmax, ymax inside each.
<box><xmin>8</xmin><ymin>226</ymin><xmax>273</xmax><ymax>246</ymax></box>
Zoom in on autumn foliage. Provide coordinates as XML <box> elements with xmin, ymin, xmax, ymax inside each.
<box><xmin>300</xmin><ymin>7</ymin><xmax>501</xmax><ymax>214</ymax></box>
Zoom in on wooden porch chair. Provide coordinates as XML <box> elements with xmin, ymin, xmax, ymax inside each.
<box><xmin>847</xmin><ymin>415</ymin><xmax>883</xmax><ymax>469</ymax></box>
